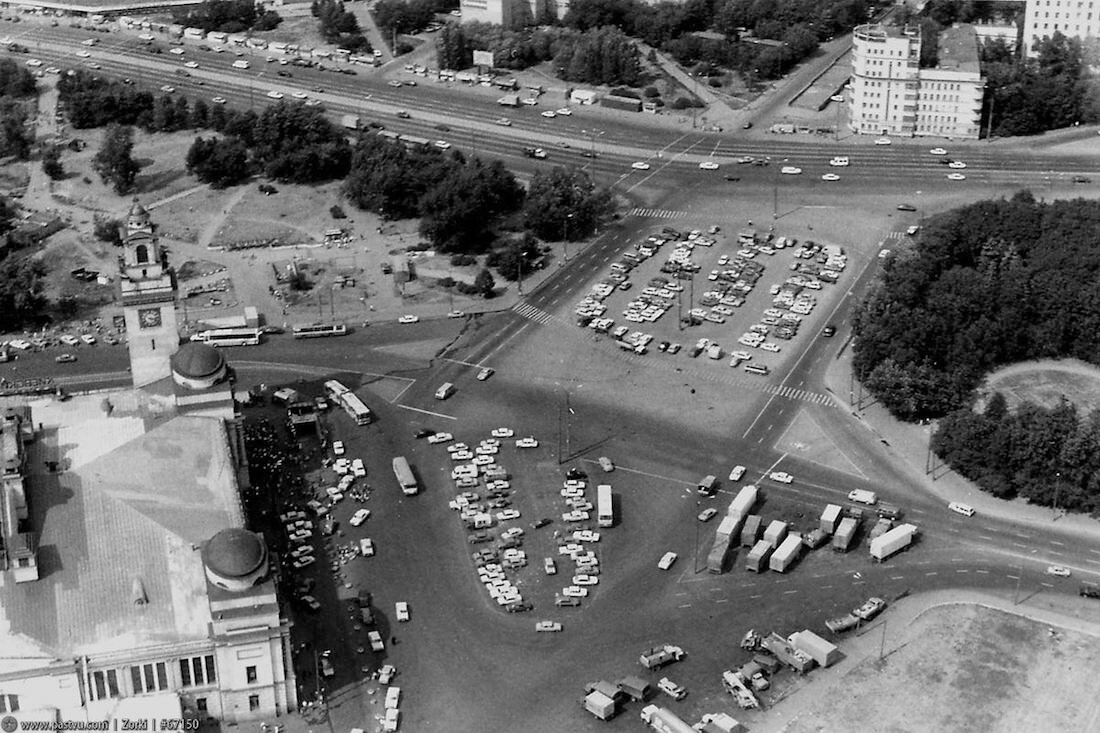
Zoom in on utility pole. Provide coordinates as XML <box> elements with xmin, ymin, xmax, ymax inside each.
<box><xmin>878</xmin><ymin>619</ymin><xmax>887</xmax><ymax>660</ymax></box>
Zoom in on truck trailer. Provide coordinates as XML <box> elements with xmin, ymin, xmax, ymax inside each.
<box><xmin>763</xmin><ymin>520</ymin><xmax>788</xmax><ymax>549</ymax></box>
<box><xmin>769</xmin><ymin>534</ymin><xmax>803</xmax><ymax>573</ymax></box>
<box><xmin>639</xmin><ymin>645</ymin><xmax>685</xmax><ymax>669</ymax></box>
<box><xmin>706</xmin><ymin>532</ymin><xmax>733</xmax><ymax>574</ymax></box>
<box><xmin>819</xmin><ymin>503</ymin><xmax>842</xmax><ymax>534</ymax></box>
<box><xmin>616</xmin><ymin>675</ymin><xmax>651</xmax><ymax>702</ymax></box>
<box><xmin>497</xmin><ymin>94</ymin><xmax>520</xmax><ymax>106</ymax></box>
<box><xmin>640</xmin><ymin>705</ymin><xmax>695</xmax><ymax>733</ymax></box>
<box><xmin>583</xmin><ymin>691</ymin><xmax>618</xmax><ymax>720</ymax></box>
<box><xmin>698</xmin><ymin>713</ymin><xmax>748</xmax><ymax>733</ymax></box>
<box><xmin>727</xmin><ymin>484</ymin><xmax>758</xmax><ymax>520</ymax></box>
<box><xmin>869</xmin><ymin>523</ymin><xmax>917</xmax><ymax>561</ymax></box>
<box><xmin>761</xmin><ymin>632</ymin><xmax>816</xmax><ymax>674</ymax></box>
<box><xmin>745</xmin><ymin>539</ymin><xmax>773</xmax><ymax>572</ymax></box>
<box><xmin>341</xmin><ymin>114</ymin><xmax>361</xmax><ymax>130</ymax></box>
<box><xmin>832</xmin><ymin>516</ymin><xmax>858</xmax><ymax>552</ymax></box>
<box><xmin>788</xmin><ymin>629</ymin><xmax>841</xmax><ymax>667</ymax></box>
<box><xmin>740</xmin><ymin>514</ymin><xmax>762</xmax><ymax>547</ymax></box>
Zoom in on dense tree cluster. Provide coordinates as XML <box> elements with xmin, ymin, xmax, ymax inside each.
<box><xmin>0</xmin><ymin>58</ymin><xmax>38</xmax><ymax>98</ymax></box>
<box><xmin>436</xmin><ymin>23</ymin><xmax>472</xmax><ymax>69</ymax></box>
<box><xmin>342</xmin><ymin>135</ymin><xmax>523</xmax><ymax>252</ymax></box>
<box><xmin>934</xmin><ymin>395</ymin><xmax>1100</xmax><ymax>513</ymax></box>
<box><xmin>523</xmin><ymin>167</ymin><xmax>612</xmax><ymax>242</ymax></box>
<box><xmin>486</xmin><ymin>233</ymin><xmax>542</xmax><ymax>281</ymax></box>
<box><xmin>250</xmin><ymin>103</ymin><xmax>352</xmax><ymax>182</ymax></box>
<box><xmin>0</xmin><ymin>99</ymin><xmax>31</xmax><ymax>160</ymax></box>
<box><xmin>556</xmin><ymin>26</ymin><xmax>641</xmax><ymax>86</ymax></box>
<box><xmin>312</xmin><ymin>0</ymin><xmax>370</xmax><ymax>52</ymax></box>
<box><xmin>853</xmin><ymin>193</ymin><xmax>1100</xmax><ymax>421</ymax></box>
<box><xmin>93</xmin><ymin>124</ymin><xmax>140</xmax><ymax>194</ymax></box>
<box><xmin>372</xmin><ymin>0</ymin><xmax>438</xmax><ymax>36</ymax></box>
<box><xmin>174</xmin><ymin>0</ymin><xmax>282</xmax><ymax>33</ymax></box>
<box><xmin>185</xmin><ymin>136</ymin><xmax>250</xmax><ymax>188</ymax></box>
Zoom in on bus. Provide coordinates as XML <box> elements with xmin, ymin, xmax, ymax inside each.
<box><xmin>377</xmin><ymin>130</ymin><xmax>401</xmax><ymax>144</ymax></box>
<box><xmin>398</xmin><ymin>134</ymin><xmax>431</xmax><ymax>150</ymax></box>
<box><xmin>293</xmin><ymin>322</ymin><xmax>349</xmax><ymax>339</ymax></box>
<box><xmin>339</xmin><ymin>391</ymin><xmax>373</xmax><ymax>426</ymax></box>
<box><xmin>597</xmin><ymin>484</ymin><xmax>613</xmax><ymax>528</ymax></box>
<box><xmin>190</xmin><ymin>328</ymin><xmax>261</xmax><ymax>347</ymax></box>
<box><xmin>323</xmin><ymin>379</ymin><xmax>350</xmax><ymax>402</ymax></box>
<box><xmin>434</xmin><ymin>382</ymin><xmax>455</xmax><ymax>400</ymax></box>
<box><xmin>392</xmin><ymin>456</ymin><xmax>418</xmax><ymax>496</ymax></box>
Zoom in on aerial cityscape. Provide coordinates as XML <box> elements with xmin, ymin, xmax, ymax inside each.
<box><xmin>0</xmin><ymin>0</ymin><xmax>1098</xmax><ymax>731</ymax></box>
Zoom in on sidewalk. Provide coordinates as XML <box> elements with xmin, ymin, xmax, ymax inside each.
<box><xmin>822</xmin><ymin>344</ymin><xmax>1100</xmax><ymax>543</ymax></box>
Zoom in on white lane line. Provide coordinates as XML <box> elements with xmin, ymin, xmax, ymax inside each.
<box><xmin>715</xmin><ymin>599</ymin><xmax>729</xmax><ymax>604</ymax></box>
<box><xmin>977</xmin><ymin>535</ymin><xmax>995</xmax><ymax>541</ymax></box>
<box><xmin>609</xmin><ymin>463</ymin><xmax>697</xmax><ymax>486</ymax></box>
<box><xmin>976</xmin><ymin>570</ymin><xmax>989</xmax><ymax>574</ymax></box>
<box><xmin>678</xmin><ymin>603</ymin><xmax>692</xmax><ymax>608</ymax></box>
<box><xmin>397</xmin><ymin>404</ymin><xmax>457</xmax><ymax>420</ymax></box>
<box><xmin>479</xmin><ymin>321</ymin><xmax>530</xmax><ymax>363</ymax></box>
<box><xmin>890</xmin><ymin>576</ymin><xmax>905</xmax><ymax>580</ymax></box>
<box><xmin>782</xmin><ymin>590</ymin><xmax>799</xmax><ymax>595</ymax></box>
<box><xmin>925</xmin><ymin>572</ymin><xmax>938</xmax><ymax>576</ymax></box>
<box><xmin>1049</xmin><ymin>540</ymin><xmax>1065</xmax><ymax>547</ymax></box>
<box><xmin>442</xmin><ymin>357</ymin><xmax>483</xmax><ymax>368</ymax></box>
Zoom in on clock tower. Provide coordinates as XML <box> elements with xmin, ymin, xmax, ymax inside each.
<box><xmin>119</xmin><ymin>199</ymin><xmax>180</xmax><ymax>387</ymax></box>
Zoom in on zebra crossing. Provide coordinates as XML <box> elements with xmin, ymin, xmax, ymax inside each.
<box><xmin>629</xmin><ymin>207</ymin><xmax>689</xmax><ymax>219</ymax></box>
<box><xmin>765</xmin><ymin>383</ymin><xmax>834</xmax><ymax>405</ymax></box>
<box><xmin>883</xmin><ymin>231</ymin><xmax>906</xmax><ymax>240</ymax></box>
<box><xmin>512</xmin><ymin>302</ymin><xmax>555</xmax><ymax>325</ymax></box>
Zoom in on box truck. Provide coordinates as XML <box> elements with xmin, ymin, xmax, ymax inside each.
<box><xmin>869</xmin><ymin>523</ymin><xmax>917</xmax><ymax>561</ymax></box>
<box><xmin>706</xmin><ymin>532</ymin><xmax>733</xmax><ymax>574</ymax></box>
<box><xmin>616</xmin><ymin>676</ymin><xmax>651</xmax><ymax>702</ymax></box>
<box><xmin>727</xmin><ymin>484</ymin><xmax>758</xmax><ymax>520</ymax></box>
<box><xmin>640</xmin><ymin>705</ymin><xmax>695</xmax><ymax>733</ymax></box>
<box><xmin>769</xmin><ymin>534</ymin><xmax>803</xmax><ymax>573</ymax></box>
<box><xmin>788</xmin><ymin>629</ymin><xmax>841</xmax><ymax>667</ymax></box>
<box><xmin>832</xmin><ymin>517</ymin><xmax>858</xmax><ymax>552</ymax></box>
<box><xmin>745</xmin><ymin>539</ymin><xmax>772</xmax><ymax>572</ymax></box>
<box><xmin>583</xmin><ymin>691</ymin><xmax>617</xmax><ymax>720</ymax></box>
<box><xmin>761</xmin><ymin>632</ymin><xmax>815</xmax><ymax>674</ymax></box>
<box><xmin>639</xmin><ymin>645</ymin><xmax>684</xmax><ymax>669</ymax></box>
<box><xmin>341</xmin><ymin>114</ymin><xmax>362</xmax><ymax>130</ymax></box>
<box><xmin>763</xmin><ymin>520</ymin><xmax>788</xmax><ymax>549</ymax></box>
<box><xmin>819</xmin><ymin>503</ymin><xmax>842</xmax><ymax>534</ymax></box>
<box><xmin>847</xmin><ymin>489</ymin><xmax>877</xmax><ymax>505</ymax></box>
<box><xmin>740</xmin><ymin>514</ymin><xmax>762</xmax><ymax>547</ymax></box>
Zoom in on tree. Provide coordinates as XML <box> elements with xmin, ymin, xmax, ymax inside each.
<box><xmin>523</xmin><ymin>167</ymin><xmax>612</xmax><ymax>241</ymax></box>
<box><xmin>0</xmin><ymin>58</ymin><xmax>37</xmax><ymax>97</ymax></box>
<box><xmin>0</xmin><ymin>99</ymin><xmax>31</xmax><ymax>160</ymax></box>
<box><xmin>93</xmin><ymin>216</ymin><xmax>123</xmax><ymax>246</ymax></box>
<box><xmin>92</xmin><ymin>124</ymin><xmax>140</xmax><ymax>194</ymax></box>
<box><xmin>0</xmin><ymin>257</ymin><xmax>47</xmax><ymax>331</ymax></box>
<box><xmin>186</xmin><ymin>135</ymin><xmax>251</xmax><ymax>188</ymax></box>
<box><xmin>473</xmin><ymin>268</ymin><xmax>495</xmax><ymax>298</ymax></box>
<box><xmin>42</xmin><ymin>146</ymin><xmax>64</xmax><ymax>180</ymax></box>
<box><xmin>436</xmin><ymin>23</ymin><xmax>471</xmax><ymax>70</ymax></box>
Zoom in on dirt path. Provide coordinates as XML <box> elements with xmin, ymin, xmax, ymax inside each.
<box><xmin>195</xmin><ymin>186</ymin><xmax>250</xmax><ymax>250</ymax></box>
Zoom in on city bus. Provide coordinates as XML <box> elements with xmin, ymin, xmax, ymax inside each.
<box><xmin>292</xmin><ymin>322</ymin><xmax>349</xmax><ymax>339</ymax></box>
<box><xmin>597</xmin><ymin>484</ymin><xmax>613</xmax><ymax>528</ymax></box>
<box><xmin>190</xmin><ymin>328</ymin><xmax>261</xmax><ymax>347</ymax></box>
<box><xmin>392</xmin><ymin>456</ymin><xmax>418</xmax><ymax>496</ymax></box>
<box><xmin>339</xmin><ymin>391</ymin><xmax>373</xmax><ymax>426</ymax></box>
<box><xmin>323</xmin><ymin>380</ymin><xmax>350</xmax><ymax>402</ymax></box>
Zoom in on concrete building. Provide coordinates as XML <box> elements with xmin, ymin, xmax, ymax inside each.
<box><xmin>1024</xmin><ymin>0</ymin><xmax>1100</xmax><ymax>56</ymax></box>
<box><xmin>0</xmin><ymin>202</ymin><xmax>296</xmax><ymax>728</ymax></box>
<box><xmin>459</xmin><ymin>0</ymin><xmax>559</xmax><ymax>29</ymax></box>
<box><xmin>849</xmin><ymin>23</ymin><xmax>985</xmax><ymax>140</ymax></box>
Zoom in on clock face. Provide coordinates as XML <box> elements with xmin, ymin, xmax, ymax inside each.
<box><xmin>139</xmin><ymin>308</ymin><xmax>162</xmax><ymax>329</ymax></box>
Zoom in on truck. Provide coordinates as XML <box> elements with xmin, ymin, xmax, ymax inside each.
<box><xmin>761</xmin><ymin>632</ymin><xmax>816</xmax><ymax>674</ymax></box>
<box><xmin>697</xmin><ymin>474</ymin><xmax>718</xmax><ymax>496</ymax></box>
<box><xmin>869</xmin><ymin>523</ymin><xmax>917</xmax><ymax>561</ymax></box>
<box><xmin>736</xmin><ymin>661</ymin><xmax>770</xmax><ymax>691</ymax></box>
<box><xmin>639</xmin><ymin>645</ymin><xmax>684</xmax><ymax>669</ymax></box>
<box><xmin>745</xmin><ymin>540</ymin><xmax>772</xmax><ymax>573</ymax></box>
<box><xmin>763</xmin><ymin>520</ymin><xmax>788</xmax><ymax>549</ymax></box>
<box><xmin>740</xmin><ymin>514</ymin><xmax>762</xmax><ymax>547</ymax></box>
<box><xmin>616</xmin><ymin>675</ymin><xmax>651</xmax><ymax>702</ymax></box>
<box><xmin>697</xmin><ymin>713</ymin><xmax>748</xmax><ymax>733</ymax></box>
<box><xmin>819</xmin><ymin>503</ymin><xmax>842</xmax><ymax>534</ymax></box>
<box><xmin>720</xmin><ymin>671</ymin><xmax>759</xmax><ymax>710</ymax></box>
<box><xmin>869</xmin><ymin>517</ymin><xmax>893</xmax><ymax>541</ymax></box>
<box><xmin>706</xmin><ymin>532</ymin><xmax>733</xmax><ymax>574</ymax></box>
<box><xmin>582</xmin><ymin>682</ymin><xmax>621</xmax><ymax>720</ymax></box>
<box><xmin>788</xmin><ymin>629</ymin><xmax>841</xmax><ymax>667</ymax></box>
<box><xmin>727</xmin><ymin>485</ymin><xmax>758</xmax><ymax>521</ymax></box>
<box><xmin>824</xmin><ymin>613</ymin><xmax>860</xmax><ymax>634</ymax></box>
<box><xmin>769</xmin><ymin>534</ymin><xmax>803</xmax><ymax>573</ymax></box>
<box><xmin>847</xmin><ymin>489</ymin><xmax>877</xmax><ymax>505</ymax></box>
<box><xmin>876</xmin><ymin>502</ymin><xmax>904</xmax><ymax>520</ymax></box>
<box><xmin>706</xmin><ymin>343</ymin><xmax>722</xmax><ymax>360</ymax></box>
<box><xmin>802</xmin><ymin>528</ymin><xmax>829</xmax><ymax>549</ymax></box>
<box><xmin>341</xmin><ymin>114</ymin><xmax>362</xmax><ymax>130</ymax></box>
<box><xmin>497</xmin><ymin>94</ymin><xmax>519</xmax><ymax>106</ymax></box>
<box><xmin>640</xmin><ymin>705</ymin><xmax>695</xmax><ymax>733</ymax></box>
<box><xmin>832</xmin><ymin>516</ymin><xmax>858</xmax><ymax>552</ymax></box>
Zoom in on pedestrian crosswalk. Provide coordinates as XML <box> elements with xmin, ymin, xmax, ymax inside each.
<box><xmin>512</xmin><ymin>301</ymin><xmax>555</xmax><ymax>325</ymax></box>
<box><xmin>629</xmin><ymin>207</ymin><xmax>689</xmax><ymax>219</ymax></box>
<box><xmin>883</xmin><ymin>231</ymin><xmax>906</xmax><ymax>240</ymax></box>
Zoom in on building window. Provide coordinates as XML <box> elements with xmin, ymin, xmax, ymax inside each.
<box><xmin>205</xmin><ymin>656</ymin><xmax>217</xmax><ymax>684</ymax></box>
<box><xmin>181</xmin><ymin>656</ymin><xmax>216</xmax><ymax>687</ymax></box>
<box><xmin>246</xmin><ymin>666</ymin><xmax>257</xmax><ymax>684</ymax></box>
<box><xmin>248</xmin><ymin>695</ymin><xmax>260</xmax><ymax>712</ymax></box>
<box><xmin>131</xmin><ymin>663</ymin><xmax>168</xmax><ymax>694</ymax></box>
<box><xmin>135</xmin><ymin>244</ymin><xmax>149</xmax><ymax>264</ymax></box>
<box><xmin>196</xmin><ymin>698</ymin><xmax>208</xmax><ymax>713</ymax></box>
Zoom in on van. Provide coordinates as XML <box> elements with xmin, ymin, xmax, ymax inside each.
<box><xmin>231</xmin><ymin>59</ymin><xmax>250</xmax><ymax>69</ymax></box>
<box><xmin>948</xmin><ymin>501</ymin><xmax>975</xmax><ymax>517</ymax></box>
<box><xmin>744</xmin><ymin>363</ymin><xmax>770</xmax><ymax>375</ymax></box>
<box><xmin>848</xmin><ymin>489</ymin><xmax>878</xmax><ymax>506</ymax></box>
<box><xmin>435</xmin><ymin>382</ymin><xmax>455</xmax><ymax>400</ymax></box>
<box><xmin>697</xmin><ymin>475</ymin><xmax>718</xmax><ymax>496</ymax></box>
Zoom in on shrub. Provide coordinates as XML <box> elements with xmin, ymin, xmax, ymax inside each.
<box><xmin>330</xmin><ymin>205</ymin><xmax>346</xmax><ymax>219</ymax></box>
<box><xmin>450</xmin><ymin>253</ymin><xmax>477</xmax><ymax>267</ymax></box>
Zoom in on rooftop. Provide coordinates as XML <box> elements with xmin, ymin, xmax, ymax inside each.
<box><xmin>937</xmin><ymin>24</ymin><xmax>981</xmax><ymax>73</ymax></box>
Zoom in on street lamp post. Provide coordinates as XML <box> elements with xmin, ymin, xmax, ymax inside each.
<box><xmin>772</xmin><ymin>158</ymin><xmax>787</xmax><ymax>226</ymax></box>
<box><xmin>563</xmin><ymin>212</ymin><xmax>574</xmax><ymax>263</ymax></box>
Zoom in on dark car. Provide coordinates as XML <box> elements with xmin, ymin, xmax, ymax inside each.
<box><xmin>581</xmin><ymin>150</ymin><xmax>598</xmax><ymax>158</ymax></box>
<box><xmin>1073</xmin><ymin>176</ymin><xmax>1092</xmax><ymax>184</ymax></box>
<box><xmin>276</xmin><ymin>70</ymin><xmax>291</xmax><ymax>77</ymax></box>
<box><xmin>414</xmin><ymin>428</ymin><xmax>434</xmax><ymax>439</ymax></box>
<box><xmin>467</xmin><ymin>532</ymin><xmax>492</xmax><ymax>544</ymax></box>
<box><xmin>434</xmin><ymin>124</ymin><xmax>451</xmax><ymax>132</ymax></box>
<box><xmin>725</xmin><ymin>175</ymin><xmax>741</xmax><ymax>181</ymax></box>
<box><xmin>1080</xmin><ymin>583</ymin><xmax>1100</xmax><ymax>599</ymax></box>
<box><xmin>822</xmin><ymin>325</ymin><xmax>836</xmax><ymax>337</ymax></box>
<box><xmin>555</xmin><ymin>595</ymin><xmax>581</xmax><ymax>607</ymax></box>
<box><xmin>896</xmin><ymin>203</ymin><xmax>917</xmax><ymax>211</ymax></box>
<box><xmin>396</xmin><ymin>110</ymin><xmax>411</xmax><ymax>119</ymax></box>
<box><xmin>505</xmin><ymin>602</ymin><xmax>533</xmax><ymax>613</ymax></box>
<box><xmin>499</xmin><ymin>537</ymin><xmax>523</xmax><ymax>550</ymax></box>
<box><xmin>566</xmin><ymin>467</ymin><xmax>587</xmax><ymax>480</ymax></box>
<box><xmin>530</xmin><ymin>518</ymin><xmax>552</xmax><ymax>529</ymax></box>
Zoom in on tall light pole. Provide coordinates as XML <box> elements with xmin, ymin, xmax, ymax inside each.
<box><xmin>563</xmin><ymin>212</ymin><xmax>574</xmax><ymax>263</ymax></box>
<box><xmin>772</xmin><ymin>158</ymin><xmax>787</xmax><ymax>227</ymax></box>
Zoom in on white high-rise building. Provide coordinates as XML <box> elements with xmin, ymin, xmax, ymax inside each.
<box><xmin>1023</xmin><ymin>0</ymin><xmax>1100</xmax><ymax>56</ymax></box>
<box><xmin>849</xmin><ymin>23</ymin><xmax>985</xmax><ymax>140</ymax></box>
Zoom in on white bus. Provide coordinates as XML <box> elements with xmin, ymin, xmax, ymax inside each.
<box><xmin>293</xmin><ymin>322</ymin><xmax>349</xmax><ymax>339</ymax></box>
<box><xmin>597</xmin><ymin>484</ymin><xmax>613</xmax><ymax>528</ymax></box>
<box><xmin>190</xmin><ymin>328</ymin><xmax>261</xmax><ymax>347</ymax></box>
<box><xmin>323</xmin><ymin>380</ymin><xmax>350</xmax><ymax>402</ymax></box>
<box><xmin>435</xmin><ymin>382</ymin><xmax>455</xmax><ymax>400</ymax></box>
<box><xmin>392</xmin><ymin>456</ymin><xmax>418</xmax><ymax>495</ymax></box>
<box><xmin>339</xmin><ymin>391</ymin><xmax>373</xmax><ymax>425</ymax></box>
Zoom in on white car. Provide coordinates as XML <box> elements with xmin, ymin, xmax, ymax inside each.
<box><xmin>631</xmin><ymin>162</ymin><xmax>651</xmax><ymax>171</ymax></box>
<box><xmin>515</xmin><ymin>437</ymin><xmax>539</xmax><ymax>448</ymax></box>
<box><xmin>77</xmin><ymin>50</ymin><xmax>91</xmax><ymax>58</ymax></box>
<box><xmin>556</xmin><ymin>107</ymin><xmax>573</xmax><ymax>116</ymax></box>
<box><xmin>434</xmin><ymin>140</ymin><xmax>451</xmax><ymax>150</ymax></box>
<box><xmin>80</xmin><ymin>334</ymin><xmax>97</xmax><ymax>345</ymax></box>
<box><xmin>360</xmin><ymin>538</ymin><xmax>374</xmax><ymax>556</ymax></box>
<box><xmin>561</xmin><ymin>585</ymin><xmax>588</xmax><ymax>598</ymax></box>
<box><xmin>658</xmin><ymin>677</ymin><xmax>687</xmax><ymax>700</ymax></box>
<box><xmin>160</xmin><ymin>85</ymin><xmax>175</xmax><ymax>93</ymax></box>
<box><xmin>501</xmin><ymin>527</ymin><xmax>524</xmax><ymax>541</ymax></box>
<box><xmin>495</xmin><ymin>117</ymin><xmax>512</xmax><ymax>126</ymax></box>
<box><xmin>1046</xmin><ymin>565</ymin><xmax>1071</xmax><ymax>577</ymax></box>
<box><xmin>536</xmin><ymin>621</ymin><xmax>563</xmax><ymax>632</ymax></box>
<box><xmin>929</xmin><ymin>147</ymin><xmax>948</xmax><ymax>155</ymax></box>
<box><xmin>598</xmin><ymin>456</ymin><xmax>614</xmax><ymax>472</ymax></box>
<box><xmin>350</xmin><ymin>509</ymin><xmax>371</xmax><ymax>526</ymax></box>
<box><xmin>184</xmin><ymin>61</ymin><xmax>199</xmax><ymax>69</ymax></box>
<box><xmin>377</xmin><ymin>664</ymin><xmax>395</xmax><ymax>684</ymax></box>
<box><xmin>658</xmin><ymin>551</ymin><xmax>678</xmax><ymax>570</ymax></box>
<box><xmin>948</xmin><ymin>501</ymin><xmax>975</xmax><ymax>517</ymax></box>
<box><xmin>351</xmin><ymin>458</ymin><xmax>366</xmax><ymax>477</ymax></box>
<box><xmin>544</xmin><ymin>557</ymin><xmax>557</xmax><ymax>575</ymax></box>
<box><xmin>212</xmin><ymin>96</ymin><xmax>227</xmax><ymax>105</ymax></box>
<box><xmin>26</xmin><ymin>59</ymin><xmax>43</xmax><ymax>68</ymax></box>
<box><xmin>698</xmin><ymin>507</ymin><xmax>718</xmax><ymax>522</ymax></box>
<box><xmin>760</xmin><ymin>342</ymin><xmax>780</xmax><ymax>353</ymax></box>
<box><xmin>829</xmin><ymin>156</ymin><xmax>849</xmax><ymax>167</ymax></box>
<box><xmin>769</xmin><ymin>471</ymin><xmax>793</xmax><ymax>484</ymax></box>
<box><xmin>398</xmin><ymin>315</ymin><xmax>419</xmax><ymax>324</ymax></box>
<box><xmin>427</xmin><ymin>432</ymin><xmax>453</xmax><ymax>444</ymax></box>
<box><xmin>821</xmin><ymin>173</ymin><xmax>840</xmax><ymax>182</ymax></box>
<box><xmin>497</xmin><ymin>510</ymin><xmax>520</xmax><ymax>521</ymax></box>
<box><xmin>447</xmin><ymin>443</ymin><xmax>469</xmax><ymax>454</ymax></box>
<box><xmin>451</xmin><ymin>451</ymin><xmax>474</xmax><ymax>461</ymax></box>
<box><xmin>169</xmin><ymin>47</ymin><xmax>186</xmax><ymax>56</ymax></box>
<box><xmin>491</xmin><ymin>427</ymin><xmax>514</xmax><ymax>438</ymax></box>
<box><xmin>332</xmin><ymin>441</ymin><xmax>346</xmax><ymax>456</ymax></box>
<box><xmin>874</xmin><ymin>137</ymin><xmax>892</xmax><ymax>145</ymax></box>
<box><xmin>947</xmin><ymin>173</ymin><xmax>966</xmax><ymax>181</ymax></box>
<box><xmin>729</xmin><ymin>465</ymin><xmax>746</xmax><ymax>481</ymax></box>
<box><xmin>541</xmin><ymin>110</ymin><xmax>557</xmax><ymax>118</ymax></box>
<box><xmin>572</xmin><ymin>574</ymin><xmax>599</xmax><ymax>586</ymax></box>
<box><xmin>948</xmin><ymin>160</ymin><xmax>967</xmax><ymax>169</ymax></box>
<box><xmin>472</xmin><ymin>455</ymin><xmax>495</xmax><ymax>466</ymax></box>
<box><xmin>698</xmin><ymin>161</ymin><xmax>720</xmax><ymax>170</ymax></box>
<box><xmin>780</xmin><ymin>166</ymin><xmax>802</xmax><ymax>175</ymax></box>
<box><xmin>396</xmin><ymin>601</ymin><xmax>410</xmax><ymax>621</ymax></box>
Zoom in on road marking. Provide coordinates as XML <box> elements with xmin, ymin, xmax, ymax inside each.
<box><xmin>1049</xmin><ymin>550</ymin><xmax>1064</xmax><ymax>557</ymax></box>
<box><xmin>1083</xmin><ymin>558</ymin><xmax>1100</xmax><ymax>566</ymax></box>
<box><xmin>956</xmin><ymin>569</ymin><xmax>970</xmax><ymax>573</ymax></box>
<box><xmin>1050</xmin><ymin>540</ymin><xmax>1065</xmax><ymax>547</ymax></box>
<box><xmin>715</xmin><ymin>598</ymin><xmax>729</xmax><ymax>604</ymax></box>
<box><xmin>782</xmin><ymin>589</ymin><xmax>799</xmax><ymax>595</ymax></box>
<box><xmin>925</xmin><ymin>572</ymin><xmax>938</xmax><ymax>576</ymax></box>
<box><xmin>1090</xmin><ymin>548</ymin><xmax>1100</xmax><ymax>556</ymax></box>
<box><xmin>820</xmin><ymin>585</ymin><xmax>833</xmax><ymax>589</ymax></box>
<box><xmin>749</xmin><ymin>594</ymin><xmax>762</xmax><ymax>599</ymax></box>
<box><xmin>678</xmin><ymin>603</ymin><xmax>692</xmax><ymax>608</ymax></box>
<box><xmin>1012</xmin><ymin>542</ymin><xmax>1028</xmax><ymax>549</ymax></box>
<box><xmin>1006</xmin><ymin>575</ymin><xmax>1020</xmax><ymax>580</ymax></box>
<box><xmin>442</xmin><ymin>357</ymin><xmax>483</xmax><ymax>368</ymax></box>
<box><xmin>977</xmin><ymin>535</ymin><xmax>994</xmax><ymax>541</ymax></box>
<box><xmin>890</xmin><ymin>576</ymin><xmax>905</xmax><ymax>580</ymax></box>
<box><xmin>1040</xmin><ymin>582</ymin><xmax>1053</xmax><ymax>588</ymax></box>
<box><xmin>610</xmin><ymin>463</ymin><xmax>697</xmax><ymax>486</ymax></box>
<box><xmin>976</xmin><ymin>569</ymin><xmax>990</xmax><ymax>574</ymax></box>
<box><xmin>479</xmin><ymin>321</ymin><xmax>530</xmax><ymax>363</ymax></box>
<box><xmin>397</xmin><ymin>404</ymin><xmax>457</xmax><ymax>420</ymax></box>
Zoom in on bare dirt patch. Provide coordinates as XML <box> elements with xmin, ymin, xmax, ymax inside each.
<box><xmin>776</xmin><ymin>604</ymin><xmax>1100</xmax><ymax>733</ymax></box>
<box><xmin>977</xmin><ymin>358</ymin><xmax>1100</xmax><ymax>415</ymax></box>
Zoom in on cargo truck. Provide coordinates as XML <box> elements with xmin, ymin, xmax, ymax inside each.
<box><xmin>869</xmin><ymin>517</ymin><xmax>893</xmax><ymax>541</ymax></box>
<box><xmin>769</xmin><ymin>534</ymin><xmax>803</xmax><ymax>573</ymax></box>
<box><xmin>869</xmin><ymin>523</ymin><xmax>917</xmax><ymax>561</ymax></box>
<box><xmin>583</xmin><ymin>691</ymin><xmax>618</xmax><ymax>720</ymax></box>
<box><xmin>720</xmin><ymin>671</ymin><xmax>759</xmax><ymax>709</ymax></box>
<box><xmin>616</xmin><ymin>675</ymin><xmax>651</xmax><ymax>702</ymax></box>
<box><xmin>875</xmin><ymin>502</ymin><xmax>904</xmax><ymax>520</ymax></box>
<box><xmin>341</xmin><ymin>114</ymin><xmax>361</xmax><ymax>130</ymax></box>
<box><xmin>802</xmin><ymin>529</ymin><xmax>829</xmax><ymax>549</ymax></box>
<box><xmin>639</xmin><ymin>645</ymin><xmax>685</xmax><ymax>669</ymax></box>
<box><xmin>640</xmin><ymin>705</ymin><xmax>695</xmax><ymax>733</ymax></box>
<box><xmin>706</xmin><ymin>532</ymin><xmax>733</xmax><ymax>574</ymax></box>
<box><xmin>819</xmin><ymin>503</ymin><xmax>842</xmax><ymax>534</ymax></box>
<box><xmin>745</xmin><ymin>539</ymin><xmax>772</xmax><ymax>572</ymax></box>
<box><xmin>761</xmin><ymin>632</ymin><xmax>816</xmax><ymax>674</ymax></box>
<box><xmin>847</xmin><ymin>489</ymin><xmax>877</xmax><ymax>505</ymax></box>
<box><xmin>497</xmin><ymin>94</ymin><xmax>520</xmax><ymax>106</ymax></box>
<box><xmin>788</xmin><ymin>629</ymin><xmax>841</xmax><ymax>667</ymax></box>
<box><xmin>763</xmin><ymin>520</ymin><xmax>788</xmax><ymax>549</ymax></box>
<box><xmin>832</xmin><ymin>517</ymin><xmax>858</xmax><ymax>552</ymax></box>
<box><xmin>697</xmin><ymin>713</ymin><xmax>748</xmax><ymax>733</ymax></box>
<box><xmin>727</xmin><ymin>485</ymin><xmax>758</xmax><ymax>520</ymax></box>
<box><xmin>740</xmin><ymin>514</ymin><xmax>762</xmax><ymax>547</ymax></box>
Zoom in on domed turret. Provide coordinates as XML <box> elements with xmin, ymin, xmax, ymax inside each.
<box><xmin>170</xmin><ymin>342</ymin><xmax>227</xmax><ymax>390</ymax></box>
<box><xmin>202</xmin><ymin>528</ymin><xmax>268</xmax><ymax>591</ymax></box>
